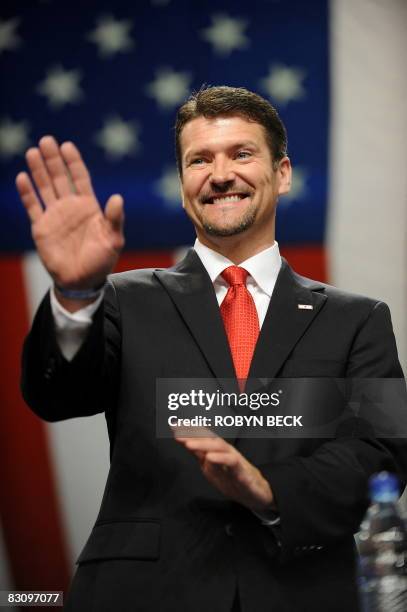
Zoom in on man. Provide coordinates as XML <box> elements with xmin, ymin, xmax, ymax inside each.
<box><xmin>18</xmin><ymin>86</ymin><xmax>407</xmax><ymax>611</ymax></box>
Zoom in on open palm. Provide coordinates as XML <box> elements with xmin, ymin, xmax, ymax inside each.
<box><xmin>16</xmin><ymin>136</ymin><xmax>125</xmax><ymax>289</ymax></box>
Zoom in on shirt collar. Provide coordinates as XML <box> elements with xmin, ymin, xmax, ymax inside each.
<box><xmin>194</xmin><ymin>238</ymin><xmax>281</xmax><ymax>297</ymax></box>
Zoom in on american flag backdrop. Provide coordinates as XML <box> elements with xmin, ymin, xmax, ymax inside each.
<box><xmin>0</xmin><ymin>0</ymin><xmax>406</xmax><ymax>596</ymax></box>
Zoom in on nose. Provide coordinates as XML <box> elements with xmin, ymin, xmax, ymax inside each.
<box><xmin>210</xmin><ymin>155</ymin><xmax>235</xmax><ymax>185</ymax></box>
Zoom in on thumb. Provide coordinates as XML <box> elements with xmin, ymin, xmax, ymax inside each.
<box><xmin>105</xmin><ymin>194</ymin><xmax>124</xmax><ymax>232</ymax></box>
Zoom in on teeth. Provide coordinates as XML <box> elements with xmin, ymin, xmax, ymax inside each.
<box><xmin>213</xmin><ymin>195</ymin><xmax>244</xmax><ymax>204</ymax></box>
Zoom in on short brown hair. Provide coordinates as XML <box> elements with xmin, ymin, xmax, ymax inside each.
<box><xmin>175</xmin><ymin>85</ymin><xmax>288</xmax><ymax>175</ymax></box>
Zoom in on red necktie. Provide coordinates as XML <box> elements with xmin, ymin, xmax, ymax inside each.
<box><xmin>220</xmin><ymin>266</ymin><xmax>260</xmax><ymax>386</ymax></box>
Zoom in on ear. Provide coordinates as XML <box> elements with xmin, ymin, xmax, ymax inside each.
<box><xmin>277</xmin><ymin>157</ymin><xmax>292</xmax><ymax>196</ymax></box>
<box><xmin>179</xmin><ymin>175</ymin><xmax>186</xmax><ymax>209</ymax></box>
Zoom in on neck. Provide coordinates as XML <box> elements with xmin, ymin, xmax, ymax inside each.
<box><xmin>197</xmin><ymin>231</ymin><xmax>275</xmax><ymax>264</ymax></box>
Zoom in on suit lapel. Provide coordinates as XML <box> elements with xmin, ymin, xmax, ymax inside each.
<box><xmin>155</xmin><ymin>251</ymin><xmax>327</xmax><ymax>442</ymax></box>
<box><xmin>248</xmin><ymin>258</ymin><xmax>327</xmax><ymax>382</ymax></box>
<box><xmin>155</xmin><ymin>252</ymin><xmax>328</xmax><ymax>383</ymax></box>
<box><xmin>154</xmin><ymin>249</ymin><xmax>236</xmax><ymax>382</ymax></box>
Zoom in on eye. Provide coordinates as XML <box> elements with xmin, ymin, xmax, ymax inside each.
<box><xmin>190</xmin><ymin>157</ymin><xmax>205</xmax><ymax>166</ymax></box>
<box><xmin>235</xmin><ymin>150</ymin><xmax>251</xmax><ymax>159</ymax></box>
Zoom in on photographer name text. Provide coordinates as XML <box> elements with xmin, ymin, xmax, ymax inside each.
<box><xmin>168</xmin><ymin>415</ymin><xmax>302</xmax><ymax>428</ymax></box>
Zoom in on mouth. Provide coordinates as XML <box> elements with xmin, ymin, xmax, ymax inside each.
<box><xmin>201</xmin><ymin>192</ymin><xmax>251</xmax><ymax>205</ymax></box>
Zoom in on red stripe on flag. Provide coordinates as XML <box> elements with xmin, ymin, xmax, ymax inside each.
<box><xmin>115</xmin><ymin>246</ymin><xmax>326</xmax><ymax>281</ymax></box>
<box><xmin>115</xmin><ymin>250</ymin><xmax>176</xmax><ymax>272</ymax></box>
<box><xmin>0</xmin><ymin>257</ymin><xmax>70</xmax><ymax>591</ymax></box>
<box><xmin>0</xmin><ymin>246</ymin><xmax>323</xmax><ymax>592</ymax></box>
<box><xmin>280</xmin><ymin>245</ymin><xmax>327</xmax><ymax>282</ymax></box>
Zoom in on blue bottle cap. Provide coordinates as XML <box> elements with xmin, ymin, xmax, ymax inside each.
<box><xmin>369</xmin><ymin>471</ymin><xmax>399</xmax><ymax>502</ymax></box>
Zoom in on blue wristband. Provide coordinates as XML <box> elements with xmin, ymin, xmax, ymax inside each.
<box><xmin>54</xmin><ymin>281</ymin><xmax>106</xmax><ymax>300</ymax></box>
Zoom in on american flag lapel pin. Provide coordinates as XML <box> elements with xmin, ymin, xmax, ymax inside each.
<box><xmin>298</xmin><ymin>304</ymin><xmax>313</xmax><ymax>310</ymax></box>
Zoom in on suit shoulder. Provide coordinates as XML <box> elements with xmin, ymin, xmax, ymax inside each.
<box><xmin>293</xmin><ymin>269</ymin><xmax>387</xmax><ymax>310</ymax></box>
<box><xmin>107</xmin><ymin>267</ymin><xmax>164</xmax><ymax>292</ymax></box>
<box><xmin>324</xmin><ymin>284</ymin><xmax>384</xmax><ymax>308</ymax></box>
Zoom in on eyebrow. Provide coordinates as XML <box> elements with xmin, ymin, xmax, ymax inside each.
<box><xmin>184</xmin><ymin>141</ymin><xmax>259</xmax><ymax>162</ymax></box>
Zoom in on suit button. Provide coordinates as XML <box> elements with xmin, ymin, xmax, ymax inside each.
<box><xmin>225</xmin><ymin>523</ymin><xmax>233</xmax><ymax>536</ymax></box>
<box><xmin>44</xmin><ymin>357</ymin><xmax>56</xmax><ymax>380</ymax></box>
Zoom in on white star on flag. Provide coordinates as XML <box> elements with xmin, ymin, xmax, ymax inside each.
<box><xmin>37</xmin><ymin>66</ymin><xmax>83</xmax><ymax>108</ymax></box>
<box><xmin>0</xmin><ymin>118</ymin><xmax>30</xmax><ymax>160</ymax></box>
<box><xmin>88</xmin><ymin>15</ymin><xmax>134</xmax><ymax>58</ymax></box>
<box><xmin>201</xmin><ymin>14</ymin><xmax>249</xmax><ymax>56</ymax></box>
<box><xmin>260</xmin><ymin>64</ymin><xmax>306</xmax><ymax>105</ymax></box>
<box><xmin>146</xmin><ymin>68</ymin><xmax>191</xmax><ymax>110</ymax></box>
<box><xmin>280</xmin><ymin>166</ymin><xmax>309</xmax><ymax>205</ymax></box>
<box><xmin>94</xmin><ymin>116</ymin><xmax>140</xmax><ymax>160</ymax></box>
<box><xmin>0</xmin><ymin>18</ymin><xmax>22</xmax><ymax>54</ymax></box>
<box><xmin>155</xmin><ymin>167</ymin><xmax>181</xmax><ymax>206</ymax></box>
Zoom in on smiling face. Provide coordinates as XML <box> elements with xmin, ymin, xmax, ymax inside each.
<box><xmin>179</xmin><ymin>115</ymin><xmax>291</xmax><ymax>255</ymax></box>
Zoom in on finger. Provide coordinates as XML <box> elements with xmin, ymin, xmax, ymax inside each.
<box><xmin>16</xmin><ymin>172</ymin><xmax>43</xmax><ymax>223</ymax></box>
<box><xmin>181</xmin><ymin>437</ymin><xmax>230</xmax><ymax>452</ymax></box>
<box><xmin>174</xmin><ymin>427</ymin><xmax>220</xmax><ymax>441</ymax></box>
<box><xmin>205</xmin><ymin>452</ymin><xmax>237</xmax><ymax>468</ymax></box>
<box><xmin>60</xmin><ymin>141</ymin><xmax>95</xmax><ymax>197</ymax></box>
<box><xmin>25</xmin><ymin>147</ymin><xmax>58</xmax><ymax>207</ymax></box>
<box><xmin>105</xmin><ymin>194</ymin><xmax>124</xmax><ymax>233</ymax></box>
<box><xmin>172</xmin><ymin>426</ymin><xmax>216</xmax><ymax>440</ymax></box>
<box><xmin>38</xmin><ymin>136</ymin><xmax>73</xmax><ymax>198</ymax></box>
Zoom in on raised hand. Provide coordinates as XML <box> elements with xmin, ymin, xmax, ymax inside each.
<box><xmin>16</xmin><ymin>136</ymin><xmax>125</xmax><ymax>291</ymax></box>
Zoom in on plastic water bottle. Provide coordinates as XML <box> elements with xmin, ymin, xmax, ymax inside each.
<box><xmin>357</xmin><ymin>472</ymin><xmax>407</xmax><ymax>611</ymax></box>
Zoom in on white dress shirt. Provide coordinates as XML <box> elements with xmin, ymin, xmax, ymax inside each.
<box><xmin>51</xmin><ymin>239</ymin><xmax>281</xmax><ymax>359</ymax></box>
<box><xmin>194</xmin><ymin>239</ymin><xmax>281</xmax><ymax>328</ymax></box>
<box><xmin>50</xmin><ymin>288</ymin><xmax>104</xmax><ymax>361</ymax></box>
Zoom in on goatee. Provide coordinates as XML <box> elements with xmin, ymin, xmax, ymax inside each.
<box><xmin>203</xmin><ymin>208</ymin><xmax>257</xmax><ymax>237</ymax></box>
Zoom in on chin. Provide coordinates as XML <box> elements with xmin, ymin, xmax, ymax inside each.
<box><xmin>202</xmin><ymin>215</ymin><xmax>256</xmax><ymax>237</ymax></box>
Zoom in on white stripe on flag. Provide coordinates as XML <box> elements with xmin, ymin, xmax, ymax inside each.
<box><xmin>22</xmin><ymin>253</ymin><xmax>110</xmax><ymax>568</ymax></box>
<box><xmin>328</xmin><ymin>0</ymin><xmax>407</xmax><ymax>371</ymax></box>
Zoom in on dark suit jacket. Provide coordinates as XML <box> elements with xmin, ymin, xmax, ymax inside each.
<box><xmin>21</xmin><ymin>250</ymin><xmax>407</xmax><ymax>612</ymax></box>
